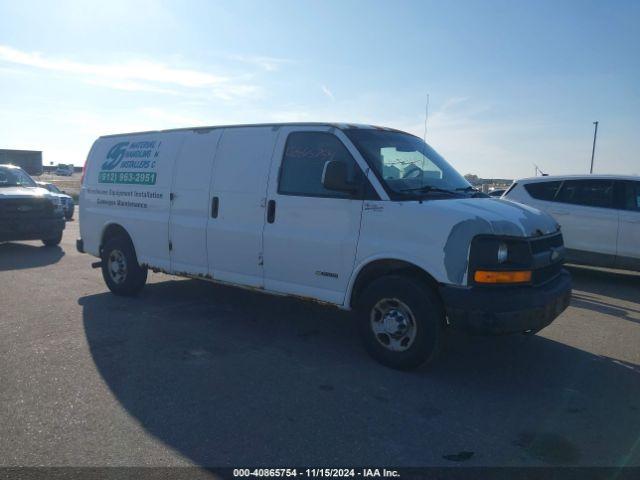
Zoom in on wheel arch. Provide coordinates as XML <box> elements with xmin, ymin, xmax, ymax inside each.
<box><xmin>346</xmin><ymin>256</ymin><xmax>441</xmax><ymax>310</ymax></box>
<box><xmin>100</xmin><ymin>222</ymin><xmax>135</xmax><ymax>255</ymax></box>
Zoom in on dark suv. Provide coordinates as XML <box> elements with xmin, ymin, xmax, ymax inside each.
<box><xmin>0</xmin><ymin>164</ymin><xmax>65</xmax><ymax>246</ymax></box>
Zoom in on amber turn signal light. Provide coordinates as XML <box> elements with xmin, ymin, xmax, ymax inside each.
<box><xmin>474</xmin><ymin>270</ymin><xmax>532</xmax><ymax>284</ymax></box>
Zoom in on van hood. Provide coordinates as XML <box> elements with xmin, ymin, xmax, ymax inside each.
<box><xmin>433</xmin><ymin>197</ymin><xmax>560</xmax><ymax>237</ymax></box>
<box><xmin>364</xmin><ymin>197</ymin><xmax>562</xmax><ymax>286</ymax></box>
<box><xmin>418</xmin><ymin>197</ymin><xmax>560</xmax><ymax>284</ymax></box>
<box><xmin>0</xmin><ymin>186</ymin><xmax>52</xmax><ymax>199</ymax></box>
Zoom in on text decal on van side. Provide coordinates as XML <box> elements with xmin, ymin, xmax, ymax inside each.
<box><xmin>99</xmin><ymin>141</ymin><xmax>161</xmax><ymax>185</ymax></box>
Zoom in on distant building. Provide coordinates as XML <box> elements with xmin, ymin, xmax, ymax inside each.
<box><xmin>0</xmin><ymin>149</ymin><xmax>43</xmax><ymax>176</ymax></box>
<box><xmin>464</xmin><ymin>174</ymin><xmax>513</xmax><ymax>193</ymax></box>
<box><xmin>43</xmin><ymin>164</ymin><xmax>83</xmax><ymax>174</ymax></box>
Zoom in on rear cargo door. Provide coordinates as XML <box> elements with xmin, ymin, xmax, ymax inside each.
<box><xmin>169</xmin><ymin>129</ymin><xmax>223</xmax><ymax>275</ymax></box>
<box><xmin>82</xmin><ymin>132</ymin><xmax>183</xmax><ymax>272</ymax></box>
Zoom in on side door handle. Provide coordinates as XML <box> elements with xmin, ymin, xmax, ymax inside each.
<box><xmin>550</xmin><ymin>209</ymin><xmax>569</xmax><ymax>216</ymax></box>
<box><xmin>211</xmin><ymin>196</ymin><xmax>219</xmax><ymax>218</ymax></box>
<box><xmin>267</xmin><ymin>199</ymin><xmax>276</xmax><ymax>223</ymax></box>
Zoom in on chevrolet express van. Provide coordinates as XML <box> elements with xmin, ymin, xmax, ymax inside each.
<box><xmin>78</xmin><ymin>123</ymin><xmax>571</xmax><ymax>369</ymax></box>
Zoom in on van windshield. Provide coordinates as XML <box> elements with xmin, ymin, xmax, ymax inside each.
<box><xmin>344</xmin><ymin>129</ymin><xmax>475</xmax><ymax>199</ymax></box>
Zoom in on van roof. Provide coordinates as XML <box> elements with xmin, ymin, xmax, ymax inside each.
<box><xmin>516</xmin><ymin>174</ymin><xmax>640</xmax><ymax>182</ymax></box>
<box><xmin>98</xmin><ymin>122</ymin><xmax>413</xmax><ymax>139</ymax></box>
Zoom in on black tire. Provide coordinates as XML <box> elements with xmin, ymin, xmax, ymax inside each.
<box><xmin>356</xmin><ymin>275</ymin><xmax>444</xmax><ymax>370</ymax></box>
<box><xmin>42</xmin><ymin>231</ymin><xmax>63</xmax><ymax>247</ymax></box>
<box><xmin>101</xmin><ymin>235</ymin><xmax>147</xmax><ymax>296</ymax></box>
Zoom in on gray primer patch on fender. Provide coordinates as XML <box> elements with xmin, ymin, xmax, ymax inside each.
<box><xmin>489</xmin><ymin>219</ymin><xmax>524</xmax><ymax>236</ymax></box>
<box><xmin>489</xmin><ymin>199</ymin><xmax>558</xmax><ymax>236</ymax></box>
<box><xmin>443</xmin><ymin>217</ymin><xmax>493</xmax><ymax>284</ymax></box>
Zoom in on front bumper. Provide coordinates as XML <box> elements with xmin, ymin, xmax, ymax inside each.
<box><xmin>439</xmin><ymin>270</ymin><xmax>572</xmax><ymax>335</ymax></box>
<box><xmin>0</xmin><ymin>217</ymin><xmax>65</xmax><ymax>242</ymax></box>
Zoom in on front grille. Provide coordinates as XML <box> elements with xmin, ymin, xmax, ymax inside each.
<box><xmin>0</xmin><ymin>197</ymin><xmax>54</xmax><ymax>220</ymax></box>
<box><xmin>533</xmin><ymin>262</ymin><xmax>563</xmax><ymax>285</ymax></box>
<box><xmin>530</xmin><ymin>233</ymin><xmax>564</xmax><ymax>285</ymax></box>
<box><xmin>530</xmin><ymin>233</ymin><xmax>563</xmax><ymax>255</ymax></box>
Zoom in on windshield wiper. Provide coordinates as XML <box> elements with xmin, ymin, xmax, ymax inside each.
<box><xmin>399</xmin><ymin>186</ymin><xmax>460</xmax><ymax>196</ymax></box>
<box><xmin>456</xmin><ymin>185</ymin><xmax>489</xmax><ymax>197</ymax></box>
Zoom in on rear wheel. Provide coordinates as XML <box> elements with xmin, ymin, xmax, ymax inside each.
<box><xmin>42</xmin><ymin>231</ymin><xmax>62</xmax><ymax>247</ymax></box>
<box><xmin>101</xmin><ymin>235</ymin><xmax>147</xmax><ymax>296</ymax></box>
<box><xmin>357</xmin><ymin>275</ymin><xmax>444</xmax><ymax>370</ymax></box>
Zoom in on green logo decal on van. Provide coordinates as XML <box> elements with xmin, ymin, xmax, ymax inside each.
<box><xmin>99</xmin><ymin>140</ymin><xmax>161</xmax><ymax>185</ymax></box>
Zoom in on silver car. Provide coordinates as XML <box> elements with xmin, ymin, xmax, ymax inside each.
<box><xmin>37</xmin><ymin>181</ymin><xmax>75</xmax><ymax>220</ymax></box>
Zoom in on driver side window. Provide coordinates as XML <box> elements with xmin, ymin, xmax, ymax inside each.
<box><xmin>278</xmin><ymin>132</ymin><xmax>366</xmax><ymax>199</ymax></box>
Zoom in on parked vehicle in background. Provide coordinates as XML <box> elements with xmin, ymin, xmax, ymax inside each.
<box><xmin>0</xmin><ymin>164</ymin><xmax>65</xmax><ymax>246</ymax></box>
<box><xmin>55</xmin><ymin>164</ymin><xmax>74</xmax><ymax>176</ymax></box>
<box><xmin>77</xmin><ymin>123</ymin><xmax>571</xmax><ymax>370</ymax></box>
<box><xmin>503</xmin><ymin>175</ymin><xmax>640</xmax><ymax>272</ymax></box>
<box><xmin>489</xmin><ymin>188</ymin><xmax>506</xmax><ymax>197</ymax></box>
<box><xmin>0</xmin><ymin>149</ymin><xmax>43</xmax><ymax>176</ymax></box>
<box><xmin>36</xmin><ymin>181</ymin><xmax>75</xmax><ymax>220</ymax></box>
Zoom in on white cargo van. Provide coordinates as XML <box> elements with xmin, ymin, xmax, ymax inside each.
<box><xmin>78</xmin><ymin>123</ymin><xmax>571</xmax><ymax>369</ymax></box>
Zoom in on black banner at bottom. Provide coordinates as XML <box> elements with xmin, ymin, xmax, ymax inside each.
<box><xmin>1</xmin><ymin>467</ymin><xmax>640</xmax><ymax>480</ymax></box>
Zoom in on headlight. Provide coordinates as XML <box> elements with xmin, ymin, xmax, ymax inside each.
<box><xmin>469</xmin><ymin>236</ymin><xmax>532</xmax><ymax>270</ymax></box>
<box><xmin>469</xmin><ymin>236</ymin><xmax>533</xmax><ymax>285</ymax></box>
<box><xmin>497</xmin><ymin>242</ymin><xmax>509</xmax><ymax>263</ymax></box>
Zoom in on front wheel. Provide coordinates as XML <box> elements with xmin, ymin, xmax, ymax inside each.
<box><xmin>357</xmin><ymin>275</ymin><xmax>444</xmax><ymax>370</ymax></box>
<box><xmin>42</xmin><ymin>231</ymin><xmax>63</xmax><ymax>247</ymax></box>
<box><xmin>101</xmin><ymin>236</ymin><xmax>148</xmax><ymax>296</ymax></box>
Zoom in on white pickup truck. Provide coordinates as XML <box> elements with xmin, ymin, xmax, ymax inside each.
<box><xmin>77</xmin><ymin>123</ymin><xmax>571</xmax><ymax>369</ymax></box>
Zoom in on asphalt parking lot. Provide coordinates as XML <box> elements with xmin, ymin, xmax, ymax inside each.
<box><xmin>1</xmin><ymin>220</ymin><xmax>639</xmax><ymax>467</ymax></box>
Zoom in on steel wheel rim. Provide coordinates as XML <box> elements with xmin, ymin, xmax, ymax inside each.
<box><xmin>370</xmin><ymin>297</ymin><xmax>417</xmax><ymax>352</ymax></box>
<box><xmin>107</xmin><ymin>249</ymin><xmax>127</xmax><ymax>284</ymax></box>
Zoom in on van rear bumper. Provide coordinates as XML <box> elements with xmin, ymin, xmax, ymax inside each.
<box><xmin>439</xmin><ymin>270</ymin><xmax>572</xmax><ymax>335</ymax></box>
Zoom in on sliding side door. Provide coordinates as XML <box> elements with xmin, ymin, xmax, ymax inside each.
<box><xmin>206</xmin><ymin>127</ymin><xmax>279</xmax><ymax>287</ymax></box>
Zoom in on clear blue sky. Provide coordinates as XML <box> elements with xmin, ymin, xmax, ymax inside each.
<box><xmin>0</xmin><ymin>0</ymin><xmax>638</xmax><ymax>178</ymax></box>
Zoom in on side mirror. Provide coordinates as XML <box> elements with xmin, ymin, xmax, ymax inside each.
<box><xmin>322</xmin><ymin>160</ymin><xmax>357</xmax><ymax>194</ymax></box>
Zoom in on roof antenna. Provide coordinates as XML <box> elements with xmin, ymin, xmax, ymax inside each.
<box><xmin>423</xmin><ymin>93</ymin><xmax>430</xmax><ymax>141</ymax></box>
<box><xmin>533</xmin><ymin>164</ymin><xmax>548</xmax><ymax>176</ymax></box>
